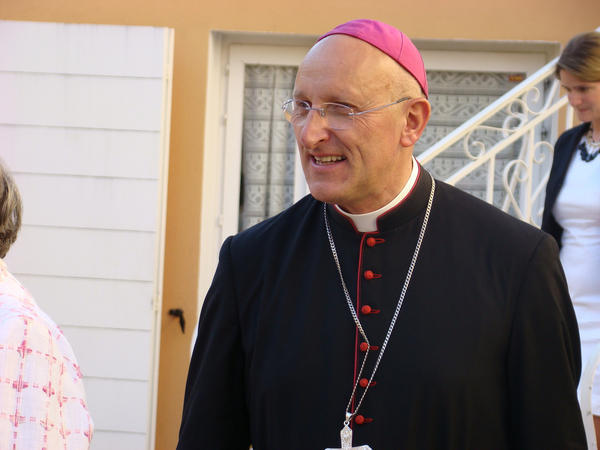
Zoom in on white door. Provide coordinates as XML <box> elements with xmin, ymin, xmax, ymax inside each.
<box><xmin>196</xmin><ymin>44</ymin><xmax>307</xmax><ymax>334</ymax></box>
<box><xmin>220</xmin><ymin>44</ymin><xmax>308</xmax><ymax>240</ymax></box>
<box><xmin>0</xmin><ymin>20</ymin><xmax>173</xmax><ymax>450</ymax></box>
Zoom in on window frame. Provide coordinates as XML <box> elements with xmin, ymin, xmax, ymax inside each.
<box><xmin>222</xmin><ymin>44</ymin><xmax>308</xmax><ymax>240</ymax></box>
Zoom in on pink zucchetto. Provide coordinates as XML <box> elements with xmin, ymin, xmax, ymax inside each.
<box><xmin>318</xmin><ymin>19</ymin><xmax>429</xmax><ymax>98</ymax></box>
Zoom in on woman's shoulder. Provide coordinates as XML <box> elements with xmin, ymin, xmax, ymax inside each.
<box><xmin>0</xmin><ymin>270</ymin><xmax>81</xmax><ymax>372</ymax></box>
<box><xmin>557</xmin><ymin>122</ymin><xmax>590</xmax><ymax>145</ymax></box>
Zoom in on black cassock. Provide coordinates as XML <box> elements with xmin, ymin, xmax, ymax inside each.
<box><xmin>178</xmin><ymin>168</ymin><xmax>586</xmax><ymax>450</ymax></box>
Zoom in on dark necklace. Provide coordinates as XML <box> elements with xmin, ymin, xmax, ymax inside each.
<box><xmin>578</xmin><ymin>128</ymin><xmax>600</xmax><ymax>162</ymax></box>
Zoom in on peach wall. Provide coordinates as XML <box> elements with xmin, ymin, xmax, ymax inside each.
<box><xmin>2</xmin><ymin>0</ymin><xmax>599</xmax><ymax>448</ymax></box>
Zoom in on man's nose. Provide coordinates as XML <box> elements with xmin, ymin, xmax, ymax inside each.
<box><xmin>297</xmin><ymin>109</ymin><xmax>329</xmax><ymax>149</ymax></box>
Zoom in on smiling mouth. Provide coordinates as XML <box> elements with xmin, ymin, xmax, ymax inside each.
<box><xmin>313</xmin><ymin>155</ymin><xmax>346</xmax><ymax>165</ymax></box>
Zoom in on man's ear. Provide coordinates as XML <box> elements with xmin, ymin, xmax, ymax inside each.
<box><xmin>399</xmin><ymin>98</ymin><xmax>431</xmax><ymax>147</ymax></box>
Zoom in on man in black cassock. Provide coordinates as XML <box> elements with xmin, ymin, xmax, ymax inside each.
<box><xmin>177</xmin><ymin>19</ymin><xmax>587</xmax><ymax>450</ymax></box>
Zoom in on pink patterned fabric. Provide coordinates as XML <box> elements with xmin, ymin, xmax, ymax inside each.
<box><xmin>0</xmin><ymin>259</ymin><xmax>93</xmax><ymax>449</ymax></box>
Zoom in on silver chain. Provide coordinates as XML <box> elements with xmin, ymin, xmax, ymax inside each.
<box><xmin>323</xmin><ymin>175</ymin><xmax>436</xmax><ymax>425</ymax></box>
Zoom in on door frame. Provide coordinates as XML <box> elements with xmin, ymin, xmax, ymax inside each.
<box><xmin>221</xmin><ymin>44</ymin><xmax>308</xmax><ymax>242</ymax></box>
<box><xmin>148</xmin><ymin>26</ymin><xmax>174</xmax><ymax>450</ymax></box>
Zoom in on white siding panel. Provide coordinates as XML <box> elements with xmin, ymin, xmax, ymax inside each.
<box><xmin>14</xmin><ymin>275</ymin><xmax>153</xmax><ymax>330</ymax></box>
<box><xmin>0</xmin><ymin>125</ymin><xmax>160</xmax><ymax>179</ymax></box>
<box><xmin>0</xmin><ymin>21</ymin><xmax>164</xmax><ymax>78</ymax></box>
<box><xmin>65</xmin><ymin>327</ymin><xmax>152</xmax><ymax>380</ymax></box>
<box><xmin>85</xmin><ymin>378</ymin><xmax>149</xmax><ymax>433</ymax></box>
<box><xmin>14</xmin><ymin>173</ymin><xmax>159</xmax><ymax>231</ymax></box>
<box><xmin>0</xmin><ymin>21</ymin><xmax>173</xmax><ymax>449</ymax></box>
<box><xmin>91</xmin><ymin>431</ymin><xmax>146</xmax><ymax>450</ymax></box>
<box><xmin>0</xmin><ymin>73</ymin><xmax>163</xmax><ymax>131</ymax></box>
<box><xmin>5</xmin><ymin>226</ymin><xmax>155</xmax><ymax>281</ymax></box>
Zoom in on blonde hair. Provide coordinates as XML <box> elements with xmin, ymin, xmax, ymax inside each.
<box><xmin>556</xmin><ymin>31</ymin><xmax>600</xmax><ymax>82</ymax></box>
<box><xmin>0</xmin><ymin>161</ymin><xmax>22</xmax><ymax>258</ymax></box>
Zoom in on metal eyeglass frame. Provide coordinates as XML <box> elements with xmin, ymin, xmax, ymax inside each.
<box><xmin>282</xmin><ymin>96</ymin><xmax>411</xmax><ymax>129</ymax></box>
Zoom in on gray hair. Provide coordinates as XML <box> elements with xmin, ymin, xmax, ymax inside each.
<box><xmin>0</xmin><ymin>161</ymin><xmax>22</xmax><ymax>258</ymax></box>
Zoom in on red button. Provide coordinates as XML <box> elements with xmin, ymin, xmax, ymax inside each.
<box><xmin>359</xmin><ymin>378</ymin><xmax>369</xmax><ymax>388</ymax></box>
<box><xmin>359</xmin><ymin>342</ymin><xmax>379</xmax><ymax>352</ymax></box>
<box><xmin>361</xmin><ymin>305</ymin><xmax>372</xmax><ymax>314</ymax></box>
<box><xmin>355</xmin><ymin>415</ymin><xmax>365</xmax><ymax>425</ymax></box>
<box><xmin>366</xmin><ymin>237</ymin><xmax>377</xmax><ymax>247</ymax></box>
<box><xmin>364</xmin><ymin>270</ymin><xmax>374</xmax><ymax>280</ymax></box>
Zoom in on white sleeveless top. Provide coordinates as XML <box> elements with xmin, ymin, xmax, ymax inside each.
<box><xmin>553</xmin><ymin>137</ymin><xmax>600</xmax><ymax>413</ymax></box>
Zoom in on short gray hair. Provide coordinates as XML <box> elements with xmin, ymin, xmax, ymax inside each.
<box><xmin>0</xmin><ymin>161</ymin><xmax>22</xmax><ymax>258</ymax></box>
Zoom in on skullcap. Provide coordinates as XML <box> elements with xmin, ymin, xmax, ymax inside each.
<box><xmin>318</xmin><ymin>19</ymin><xmax>429</xmax><ymax>97</ymax></box>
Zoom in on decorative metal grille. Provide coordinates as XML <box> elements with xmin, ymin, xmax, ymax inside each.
<box><xmin>238</xmin><ymin>59</ymin><xmax>570</xmax><ymax>230</ymax></box>
<box><xmin>418</xmin><ymin>57</ymin><xmax>571</xmax><ymax>227</ymax></box>
<box><xmin>239</xmin><ymin>65</ymin><xmax>297</xmax><ymax>230</ymax></box>
<box><xmin>416</xmin><ymin>70</ymin><xmax>527</xmax><ymax>211</ymax></box>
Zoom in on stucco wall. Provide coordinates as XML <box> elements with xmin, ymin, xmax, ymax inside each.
<box><xmin>2</xmin><ymin>0</ymin><xmax>599</xmax><ymax>448</ymax></box>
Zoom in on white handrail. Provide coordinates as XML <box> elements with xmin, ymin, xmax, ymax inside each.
<box><xmin>416</xmin><ymin>54</ymin><xmax>575</xmax><ymax>226</ymax></box>
<box><xmin>418</xmin><ymin>56</ymin><xmax>560</xmax><ymax>165</ymax></box>
<box><xmin>446</xmin><ymin>95</ymin><xmax>568</xmax><ymax>185</ymax></box>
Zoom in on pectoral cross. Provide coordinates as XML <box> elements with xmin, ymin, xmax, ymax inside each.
<box><xmin>341</xmin><ymin>423</ymin><xmax>353</xmax><ymax>449</ymax></box>
<box><xmin>324</xmin><ymin>422</ymin><xmax>372</xmax><ymax>450</ymax></box>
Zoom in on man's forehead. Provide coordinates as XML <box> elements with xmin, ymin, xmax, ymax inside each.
<box><xmin>301</xmin><ymin>34</ymin><xmax>382</xmax><ymax>68</ymax></box>
<box><xmin>294</xmin><ymin>36</ymin><xmax>386</xmax><ymax>100</ymax></box>
<box><xmin>294</xmin><ymin>35</ymin><xmax>421</xmax><ymax>102</ymax></box>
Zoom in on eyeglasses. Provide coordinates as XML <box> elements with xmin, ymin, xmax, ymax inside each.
<box><xmin>281</xmin><ymin>97</ymin><xmax>411</xmax><ymax>130</ymax></box>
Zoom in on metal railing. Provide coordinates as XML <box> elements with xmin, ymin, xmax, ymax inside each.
<box><xmin>417</xmin><ymin>56</ymin><xmax>574</xmax><ymax>227</ymax></box>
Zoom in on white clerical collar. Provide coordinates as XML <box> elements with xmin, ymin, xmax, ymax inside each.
<box><xmin>335</xmin><ymin>157</ymin><xmax>420</xmax><ymax>232</ymax></box>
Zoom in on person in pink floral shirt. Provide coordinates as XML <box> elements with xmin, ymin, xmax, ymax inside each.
<box><xmin>0</xmin><ymin>161</ymin><xmax>93</xmax><ymax>449</ymax></box>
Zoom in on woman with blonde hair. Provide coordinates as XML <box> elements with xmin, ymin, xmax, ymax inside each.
<box><xmin>542</xmin><ymin>30</ymin><xmax>600</xmax><ymax>442</ymax></box>
<box><xmin>0</xmin><ymin>161</ymin><xmax>93</xmax><ymax>449</ymax></box>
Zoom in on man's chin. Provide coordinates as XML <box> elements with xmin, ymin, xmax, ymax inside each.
<box><xmin>307</xmin><ymin>186</ymin><xmax>342</xmax><ymax>205</ymax></box>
